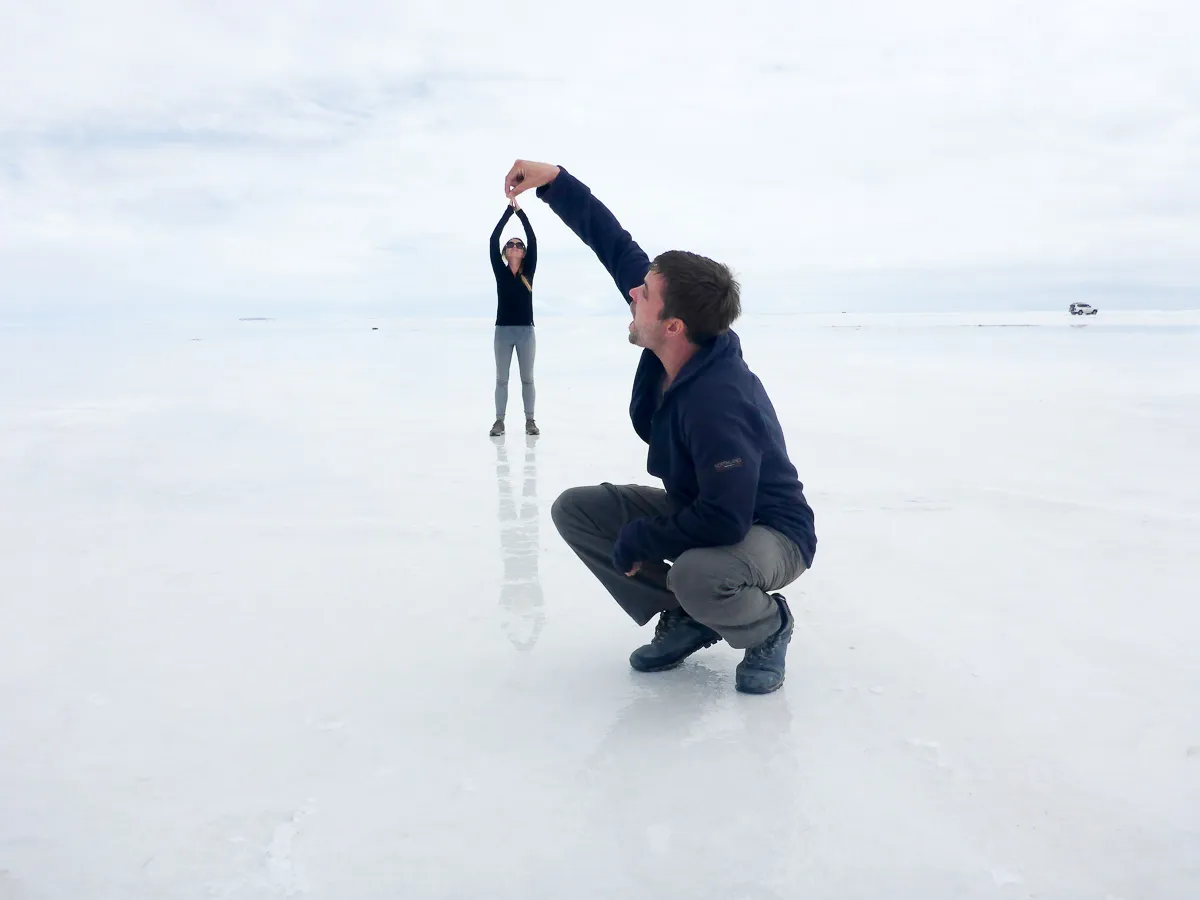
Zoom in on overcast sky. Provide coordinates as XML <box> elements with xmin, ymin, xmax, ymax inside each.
<box><xmin>2</xmin><ymin>0</ymin><xmax>1197</xmax><ymax>318</ymax></box>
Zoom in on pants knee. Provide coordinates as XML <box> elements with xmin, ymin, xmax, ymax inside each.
<box><xmin>550</xmin><ymin>486</ymin><xmax>587</xmax><ymax>533</ymax></box>
<box><xmin>667</xmin><ymin>549</ymin><xmax>728</xmax><ymax>607</ymax></box>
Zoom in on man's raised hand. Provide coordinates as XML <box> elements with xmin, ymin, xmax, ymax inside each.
<box><xmin>505</xmin><ymin>160</ymin><xmax>560</xmax><ymax>200</ymax></box>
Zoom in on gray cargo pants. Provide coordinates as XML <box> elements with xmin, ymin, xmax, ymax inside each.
<box><xmin>551</xmin><ymin>483</ymin><xmax>808</xmax><ymax>649</ymax></box>
<box><xmin>495</xmin><ymin>325</ymin><xmax>535</xmax><ymax>419</ymax></box>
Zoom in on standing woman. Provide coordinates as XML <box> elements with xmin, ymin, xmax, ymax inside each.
<box><xmin>489</xmin><ymin>197</ymin><xmax>540</xmax><ymax>436</ymax></box>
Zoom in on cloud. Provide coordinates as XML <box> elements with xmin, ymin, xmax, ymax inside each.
<box><xmin>1</xmin><ymin>0</ymin><xmax>1198</xmax><ymax>317</ymax></box>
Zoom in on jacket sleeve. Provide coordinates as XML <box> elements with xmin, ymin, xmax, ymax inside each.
<box><xmin>515</xmin><ymin>208</ymin><xmax>537</xmax><ymax>278</ymax></box>
<box><xmin>490</xmin><ymin>206</ymin><xmax>514</xmax><ymax>277</ymax></box>
<box><xmin>611</xmin><ymin>395</ymin><xmax>764</xmax><ymax>570</ymax></box>
<box><xmin>536</xmin><ymin>167</ymin><xmax>650</xmax><ymax>305</ymax></box>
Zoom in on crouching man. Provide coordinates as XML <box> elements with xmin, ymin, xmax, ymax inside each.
<box><xmin>503</xmin><ymin>160</ymin><xmax>817</xmax><ymax>693</ymax></box>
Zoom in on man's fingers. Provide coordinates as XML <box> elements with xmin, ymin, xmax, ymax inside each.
<box><xmin>504</xmin><ymin>160</ymin><xmax>528</xmax><ymax>197</ymax></box>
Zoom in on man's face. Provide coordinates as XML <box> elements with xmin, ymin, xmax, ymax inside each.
<box><xmin>628</xmin><ymin>270</ymin><xmax>672</xmax><ymax>348</ymax></box>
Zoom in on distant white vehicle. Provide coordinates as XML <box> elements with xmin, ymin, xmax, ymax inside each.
<box><xmin>1069</xmin><ymin>302</ymin><xmax>1098</xmax><ymax>316</ymax></box>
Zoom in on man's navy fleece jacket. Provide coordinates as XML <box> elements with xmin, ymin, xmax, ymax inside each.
<box><xmin>535</xmin><ymin>167</ymin><xmax>817</xmax><ymax>573</ymax></box>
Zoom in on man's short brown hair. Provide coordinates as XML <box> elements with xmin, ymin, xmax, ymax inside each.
<box><xmin>651</xmin><ymin>250</ymin><xmax>741</xmax><ymax>343</ymax></box>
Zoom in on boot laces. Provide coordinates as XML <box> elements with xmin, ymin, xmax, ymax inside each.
<box><xmin>744</xmin><ymin>636</ymin><xmax>777</xmax><ymax>662</ymax></box>
<box><xmin>653</xmin><ymin>609</ymin><xmax>687</xmax><ymax>642</ymax></box>
<box><xmin>745</xmin><ymin>617</ymin><xmax>787</xmax><ymax>661</ymax></box>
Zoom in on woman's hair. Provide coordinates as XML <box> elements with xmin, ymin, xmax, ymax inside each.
<box><xmin>504</xmin><ymin>238</ymin><xmax>532</xmax><ymax>291</ymax></box>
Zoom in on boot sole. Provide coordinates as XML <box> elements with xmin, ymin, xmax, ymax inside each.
<box><xmin>736</xmin><ymin>676</ymin><xmax>785</xmax><ymax>694</ymax></box>
<box><xmin>630</xmin><ymin>636</ymin><xmax>722</xmax><ymax>673</ymax></box>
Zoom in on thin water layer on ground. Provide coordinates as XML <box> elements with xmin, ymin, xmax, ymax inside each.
<box><xmin>1</xmin><ymin>313</ymin><xmax>1197</xmax><ymax>899</ymax></box>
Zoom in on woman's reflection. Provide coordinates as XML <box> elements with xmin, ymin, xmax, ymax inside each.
<box><xmin>495</xmin><ymin>434</ymin><xmax>545</xmax><ymax>651</ymax></box>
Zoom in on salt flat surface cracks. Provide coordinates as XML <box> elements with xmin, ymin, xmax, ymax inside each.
<box><xmin>1</xmin><ymin>313</ymin><xmax>1198</xmax><ymax>899</ymax></box>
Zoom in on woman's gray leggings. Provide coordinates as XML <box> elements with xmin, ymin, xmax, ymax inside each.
<box><xmin>494</xmin><ymin>325</ymin><xmax>535</xmax><ymax>419</ymax></box>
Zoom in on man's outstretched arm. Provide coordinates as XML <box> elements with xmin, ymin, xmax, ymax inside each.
<box><xmin>504</xmin><ymin>159</ymin><xmax>650</xmax><ymax>304</ymax></box>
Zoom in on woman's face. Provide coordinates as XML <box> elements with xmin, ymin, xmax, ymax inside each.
<box><xmin>504</xmin><ymin>239</ymin><xmax>525</xmax><ymax>264</ymax></box>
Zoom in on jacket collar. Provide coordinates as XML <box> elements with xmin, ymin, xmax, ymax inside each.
<box><xmin>654</xmin><ymin>330</ymin><xmax>740</xmax><ymax>398</ymax></box>
<box><xmin>662</xmin><ymin>331</ymin><xmax>734</xmax><ymax>391</ymax></box>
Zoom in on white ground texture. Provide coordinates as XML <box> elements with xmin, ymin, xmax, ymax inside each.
<box><xmin>1</xmin><ymin>310</ymin><xmax>1198</xmax><ymax>899</ymax></box>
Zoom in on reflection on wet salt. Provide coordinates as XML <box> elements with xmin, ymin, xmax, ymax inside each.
<box><xmin>495</xmin><ymin>434</ymin><xmax>544</xmax><ymax>651</ymax></box>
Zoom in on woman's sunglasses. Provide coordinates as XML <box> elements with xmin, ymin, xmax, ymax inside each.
<box><xmin>505</xmin><ymin>240</ymin><xmax>525</xmax><ymax>250</ymax></box>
